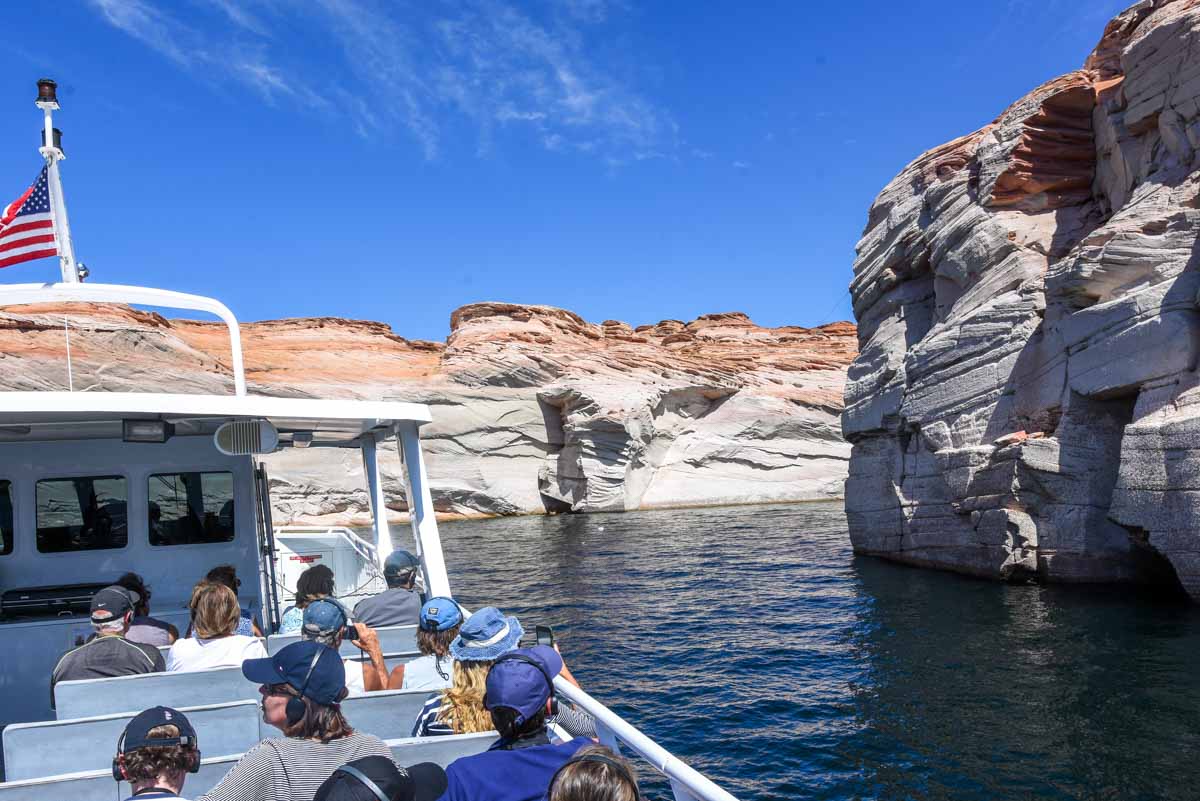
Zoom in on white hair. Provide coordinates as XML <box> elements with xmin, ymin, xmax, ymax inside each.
<box><xmin>94</xmin><ymin>619</ymin><xmax>125</xmax><ymax>634</ymax></box>
<box><xmin>303</xmin><ymin>627</ymin><xmax>339</xmax><ymax>648</ymax></box>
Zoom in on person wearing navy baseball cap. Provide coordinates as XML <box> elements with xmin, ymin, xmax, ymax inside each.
<box><xmin>436</xmin><ymin>645</ymin><xmax>590</xmax><ymax>801</ymax></box>
<box><xmin>114</xmin><ymin>706</ymin><xmax>200</xmax><ymax>801</ymax></box>
<box><xmin>353</xmin><ymin>550</ymin><xmax>423</xmax><ymax>628</ymax></box>
<box><xmin>196</xmin><ymin>642</ymin><xmax>395</xmax><ymax>801</ymax></box>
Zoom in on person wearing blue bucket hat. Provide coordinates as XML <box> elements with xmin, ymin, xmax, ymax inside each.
<box><xmin>196</xmin><ymin>641</ymin><xmax>394</xmax><ymax>801</ymax></box>
<box><xmin>437</xmin><ymin>646</ymin><xmax>591</xmax><ymax>801</ymax></box>
<box><xmin>410</xmin><ymin>607</ymin><xmax>522</xmax><ymax>738</ymax></box>
<box><xmin>450</xmin><ymin>606</ymin><xmax>521</xmax><ymax>662</ymax></box>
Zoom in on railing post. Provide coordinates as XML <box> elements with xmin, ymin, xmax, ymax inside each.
<box><xmin>360</xmin><ymin>433</ymin><xmax>395</xmax><ymax>565</ymax></box>
<box><xmin>594</xmin><ymin>720</ymin><xmax>622</xmax><ymax>754</ymax></box>
<box><xmin>552</xmin><ymin>679</ymin><xmax>739</xmax><ymax>801</ymax></box>
<box><xmin>670</xmin><ymin>780</ymin><xmax>701</xmax><ymax>801</ymax></box>
<box><xmin>396</xmin><ymin>421</ymin><xmax>451</xmax><ymax>598</ymax></box>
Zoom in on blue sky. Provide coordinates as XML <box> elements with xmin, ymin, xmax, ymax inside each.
<box><xmin>0</xmin><ymin>0</ymin><xmax>1131</xmax><ymax>341</ymax></box>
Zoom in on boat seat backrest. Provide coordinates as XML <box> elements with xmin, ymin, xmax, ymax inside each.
<box><xmin>0</xmin><ymin>732</ymin><xmax>498</xmax><ymax>799</ymax></box>
<box><xmin>385</xmin><ymin>731</ymin><xmax>497</xmax><ymax>767</ymax></box>
<box><xmin>54</xmin><ymin>666</ymin><xmax>259</xmax><ymax>720</ymax></box>
<box><xmin>333</xmin><ymin>688</ymin><xmax>438</xmax><ymax>742</ymax></box>
<box><xmin>4</xmin><ymin>700</ymin><xmax>261</xmax><ymax>782</ymax></box>
<box><xmin>0</xmin><ymin>754</ymin><xmax>240</xmax><ymax>801</ymax></box>
<box><xmin>266</xmin><ymin>624</ymin><xmax>419</xmax><ymax>658</ymax></box>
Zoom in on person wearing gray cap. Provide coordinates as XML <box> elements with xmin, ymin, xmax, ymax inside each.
<box><xmin>352</xmin><ymin>550</ymin><xmax>423</xmax><ymax>629</ymax></box>
<box><xmin>50</xmin><ymin>585</ymin><xmax>165</xmax><ymax>707</ymax></box>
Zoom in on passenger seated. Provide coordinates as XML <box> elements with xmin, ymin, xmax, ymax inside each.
<box><xmin>167</xmin><ymin>581</ymin><xmax>266</xmax><ymax>672</ymax></box>
<box><xmin>205</xmin><ymin>564</ymin><xmax>263</xmax><ymax>637</ymax></box>
<box><xmin>410</xmin><ymin>607</ymin><xmax>595</xmax><ymax>740</ymax></box>
<box><xmin>113</xmin><ymin>706</ymin><xmax>201</xmax><ymax>801</ymax></box>
<box><xmin>313</xmin><ymin>755</ymin><xmax>447</xmax><ymax>801</ymax></box>
<box><xmin>51</xmin><ymin>585</ymin><xmax>164</xmax><ymax>706</ymax></box>
<box><xmin>545</xmin><ymin>745</ymin><xmax>641</xmax><ymax>801</ymax></box>
<box><xmin>410</xmin><ymin>606</ymin><xmax>523</xmax><ymax>737</ymax></box>
<box><xmin>353</xmin><ymin>550</ymin><xmax>422</xmax><ymax>628</ymax></box>
<box><xmin>302</xmin><ymin>598</ymin><xmax>390</xmax><ymax>693</ymax></box>
<box><xmin>117</xmin><ymin>572</ymin><xmax>179</xmax><ymax>646</ymax></box>
<box><xmin>439</xmin><ymin>646</ymin><xmax>591</xmax><ymax>801</ymax></box>
<box><xmin>197</xmin><ymin>641</ymin><xmax>395</xmax><ymax>801</ymax></box>
<box><xmin>279</xmin><ymin>563</ymin><xmax>336</xmax><ymax>634</ymax></box>
<box><xmin>390</xmin><ymin>596</ymin><xmax>463</xmax><ymax>691</ymax></box>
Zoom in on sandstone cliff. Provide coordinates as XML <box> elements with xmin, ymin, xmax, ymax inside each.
<box><xmin>0</xmin><ymin>301</ymin><xmax>855</xmax><ymax>523</ymax></box>
<box><xmin>844</xmin><ymin>0</ymin><xmax>1200</xmax><ymax>599</ymax></box>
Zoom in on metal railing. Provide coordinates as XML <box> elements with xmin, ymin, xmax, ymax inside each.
<box><xmin>554</xmin><ymin>679</ymin><xmax>739</xmax><ymax>801</ymax></box>
<box><xmin>274</xmin><ymin>525</ymin><xmax>380</xmax><ymax>566</ymax></box>
<box><xmin>0</xmin><ymin>282</ymin><xmax>248</xmax><ymax>395</ymax></box>
<box><xmin>272</xmin><ymin>525</ymin><xmax>388</xmax><ymax>600</ymax></box>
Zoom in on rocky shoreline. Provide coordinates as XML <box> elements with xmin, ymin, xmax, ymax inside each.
<box><xmin>843</xmin><ymin>0</ymin><xmax>1200</xmax><ymax>600</ymax></box>
<box><xmin>0</xmin><ymin>300</ymin><xmax>855</xmax><ymax>524</ymax></box>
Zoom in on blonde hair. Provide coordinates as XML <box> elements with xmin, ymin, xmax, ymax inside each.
<box><xmin>437</xmin><ymin>660</ymin><xmax>495</xmax><ymax>734</ymax></box>
<box><xmin>189</xmin><ymin>581</ymin><xmax>239</xmax><ymax>639</ymax></box>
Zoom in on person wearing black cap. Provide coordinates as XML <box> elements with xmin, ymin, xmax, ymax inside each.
<box><xmin>196</xmin><ymin>641</ymin><xmax>394</xmax><ymax>801</ymax></box>
<box><xmin>50</xmin><ymin>585</ymin><xmax>165</xmax><ymax>707</ymax></box>
<box><xmin>313</xmin><ymin>756</ymin><xmax>447</xmax><ymax>801</ymax></box>
<box><xmin>439</xmin><ymin>645</ymin><xmax>590</xmax><ymax>801</ymax></box>
<box><xmin>352</xmin><ymin>550</ymin><xmax>422</xmax><ymax>628</ymax></box>
<box><xmin>113</xmin><ymin>706</ymin><xmax>201</xmax><ymax>801</ymax></box>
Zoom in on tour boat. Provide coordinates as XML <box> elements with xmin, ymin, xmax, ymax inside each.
<box><xmin>0</xmin><ymin>81</ymin><xmax>738</xmax><ymax>801</ymax></box>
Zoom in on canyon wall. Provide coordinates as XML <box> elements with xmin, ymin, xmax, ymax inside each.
<box><xmin>0</xmin><ymin>300</ymin><xmax>855</xmax><ymax>524</ymax></box>
<box><xmin>844</xmin><ymin>0</ymin><xmax>1200</xmax><ymax>598</ymax></box>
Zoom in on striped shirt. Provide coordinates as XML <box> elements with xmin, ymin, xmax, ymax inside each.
<box><xmin>196</xmin><ymin>733</ymin><xmax>393</xmax><ymax>801</ymax></box>
<box><xmin>411</xmin><ymin>693</ymin><xmax>598</xmax><ymax>740</ymax></box>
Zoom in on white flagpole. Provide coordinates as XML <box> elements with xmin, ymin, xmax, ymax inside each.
<box><xmin>35</xmin><ymin>79</ymin><xmax>79</xmax><ymax>284</ymax></box>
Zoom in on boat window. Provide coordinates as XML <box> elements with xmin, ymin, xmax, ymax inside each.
<box><xmin>36</xmin><ymin>476</ymin><xmax>128</xmax><ymax>553</ymax></box>
<box><xmin>0</xmin><ymin>481</ymin><xmax>11</xmax><ymax>556</ymax></box>
<box><xmin>148</xmin><ymin>471</ymin><xmax>236</xmax><ymax>546</ymax></box>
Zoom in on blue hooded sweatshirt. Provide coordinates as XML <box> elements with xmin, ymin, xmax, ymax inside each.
<box><xmin>438</xmin><ymin>735</ymin><xmax>590</xmax><ymax>801</ymax></box>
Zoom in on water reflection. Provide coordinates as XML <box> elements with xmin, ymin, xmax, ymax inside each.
<box><xmin>428</xmin><ymin>503</ymin><xmax>1200</xmax><ymax>801</ymax></box>
<box><xmin>847</xmin><ymin>555</ymin><xmax>1200</xmax><ymax>801</ymax></box>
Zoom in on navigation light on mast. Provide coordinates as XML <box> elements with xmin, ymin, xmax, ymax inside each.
<box><xmin>34</xmin><ymin>78</ymin><xmax>82</xmax><ymax>284</ymax></box>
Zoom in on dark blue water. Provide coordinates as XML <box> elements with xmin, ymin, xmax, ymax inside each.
<box><xmin>438</xmin><ymin>502</ymin><xmax>1200</xmax><ymax>801</ymax></box>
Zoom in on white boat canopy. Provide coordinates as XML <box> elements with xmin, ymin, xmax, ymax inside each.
<box><xmin>0</xmin><ymin>392</ymin><xmax>432</xmax><ymax>443</ymax></box>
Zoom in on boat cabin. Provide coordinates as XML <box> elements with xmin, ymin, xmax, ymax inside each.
<box><xmin>0</xmin><ymin>388</ymin><xmax>444</xmax><ymax>725</ymax></box>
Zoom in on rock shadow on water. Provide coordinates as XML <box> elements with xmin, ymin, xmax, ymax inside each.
<box><xmin>842</xmin><ymin>554</ymin><xmax>1200</xmax><ymax>801</ymax></box>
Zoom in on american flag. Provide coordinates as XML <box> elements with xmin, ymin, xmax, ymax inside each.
<box><xmin>0</xmin><ymin>168</ymin><xmax>57</xmax><ymax>270</ymax></box>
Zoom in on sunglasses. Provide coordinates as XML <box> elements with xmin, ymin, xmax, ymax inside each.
<box><xmin>261</xmin><ymin>683</ymin><xmax>295</xmax><ymax>698</ymax></box>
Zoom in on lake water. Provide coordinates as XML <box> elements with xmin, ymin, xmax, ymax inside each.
<box><xmin>436</xmin><ymin>501</ymin><xmax>1200</xmax><ymax>801</ymax></box>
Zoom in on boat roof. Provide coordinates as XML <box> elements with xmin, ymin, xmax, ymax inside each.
<box><xmin>0</xmin><ymin>391</ymin><xmax>431</xmax><ymax>445</ymax></box>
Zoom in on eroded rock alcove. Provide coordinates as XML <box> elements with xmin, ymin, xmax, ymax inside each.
<box><xmin>0</xmin><ymin>300</ymin><xmax>856</xmax><ymax>523</ymax></box>
<box><xmin>844</xmin><ymin>0</ymin><xmax>1200</xmax><ymax>599</ymax></box>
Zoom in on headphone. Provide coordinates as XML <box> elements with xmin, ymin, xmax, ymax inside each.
<box><xmin>333</xmin><ymin>763</ymin><xmax>389</xmax><ymax>801</ymax></box>
<box><xmin>286</xmin><ymin>647</ymin><xmax>325</xmax><ymax>726</ymax></box>
<box><xmin>112</xmin><ymin>725</ymin><xmax>201</xmax><ymax>783</ymax></box>
<box><xmin>545</xmin><ymin>753</ymin><xmax>641</xmax><ymax>801</ymax></box>
<box><xmin>491</xmin><ymin>652</ymin><xmax>558</xmax><ymax>722</ymax></box>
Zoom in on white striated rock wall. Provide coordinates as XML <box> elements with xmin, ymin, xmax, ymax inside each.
<box><xmin>0</xmin><ymin>301</ymin><xmax>856</xmax><ymax>524</ymax></box>
<box><xmin>844</xmin><ymin>0</ymin><xmax>1200</xmax><ymax>598</ymax></box>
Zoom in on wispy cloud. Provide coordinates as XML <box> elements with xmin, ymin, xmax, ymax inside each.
<box><xmin>87</xmin><ymin>0</ymin><xmax>674</xmax><ymax>162</ymax></box>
